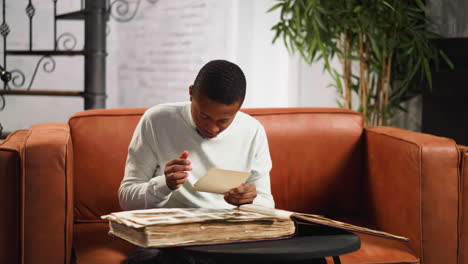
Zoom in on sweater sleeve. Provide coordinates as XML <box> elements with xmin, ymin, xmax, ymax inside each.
<box><xmin>118</xmin><ymin>111</ymin><xmax>173</xmax><ymax>210</ymax></box>
<box><xmin>246</xmin><ymin>124</ymin><xmax>275</xmax><ymax>208</ymax></box>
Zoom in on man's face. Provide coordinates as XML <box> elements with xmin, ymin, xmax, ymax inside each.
<box><xmin>190</xmin><ymin>88</ymin><xmax>241</xmax><ymax>139</ymax></box>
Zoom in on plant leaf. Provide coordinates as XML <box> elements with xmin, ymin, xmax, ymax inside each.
<box><xmin>439</xmin><ymin>50</ymin><xmax>454</xmax><ymax>70</ymax></box>
<box><xmin>267</xmin><ymin>2</ymin><xmax>284</xmax><ymax>13</ymax></box>
<box><xmin>422</xmin><ymin>58</ymin><xmax>432</xmax><ymax>90</ymax></box>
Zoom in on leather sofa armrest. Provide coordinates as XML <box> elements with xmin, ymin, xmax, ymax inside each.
<box><xmin>459</xmin><ymin>145</ymin><xmax>468</xmax><ymax>264</ymax></box>
<box><xmin>364</xmin><ymin>126</ymin><xmax>459</xmax><ymax>264</ymax></box>
<box><xmin>0</xmin><ymin>130</ymin><xmax>29</xmax><ymax>263</ymax></box>
<box><xmin>22</xmin><ymin>123</ymin><xmax>74</xmax><ymax>264</ymax></box>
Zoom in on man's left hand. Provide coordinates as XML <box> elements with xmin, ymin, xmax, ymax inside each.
<box><xmin>224</xmin><ymin>183</ymin><xmax>257</xmax><ymax>206</ymax></box>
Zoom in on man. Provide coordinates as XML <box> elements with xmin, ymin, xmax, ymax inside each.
<box><xmin>119</xmin><ymin>59</ymin><xmax>274</xmax><ymax>212</ymax></box>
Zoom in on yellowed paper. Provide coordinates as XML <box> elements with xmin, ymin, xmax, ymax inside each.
<box><xmin>239</xmin><ymin>204</ymin><xmax>293</xmax><ymax>220</ymax></box>
<box><xmin>191</xmin><ymin>168</ymin><xmax>251</xmax><ymax>194</ymax></box>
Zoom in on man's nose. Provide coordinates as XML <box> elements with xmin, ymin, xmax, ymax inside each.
<box><xmin>206</xmin><ymin>121</ymin><xmax>220</xmax><ymax>133</ymax></box>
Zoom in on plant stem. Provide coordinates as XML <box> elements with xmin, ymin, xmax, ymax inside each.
<box><xmin>358</xmin><ymin>31</ymin><xmax>367</xmax><ymax>125</ymax></box>
<box><xmin>384</xmin><ymin>51</ymin><xmax>393</xmax><ymax>118</ymax></box>
<box><xmin>378</xmin><ymin>48</ymin><xmax>387</xmax><ymax>126</ymax></box>
<box><xmin>344</xmin><ymin>29</ymin><xmax>352</xmax><ymax>109</ymax></box>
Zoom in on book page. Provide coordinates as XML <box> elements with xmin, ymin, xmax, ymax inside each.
<box><xmin>292</xmin><ymin>213</ymin><xmax>410</xmax><ymax>242</ymax></box>
<box><xmin>190</xmin><ymin>168</ymin><xmax>251</xmax><ymax>194</ymax></box>
<box><xmin>239</xmin><ymin>205</ymin><xmax>409</xmax><ymax>242</ymax></box>
<box><xmin>239</xmin><ymin>204</ymin><xmax>293</xmax><ymax>220</ymax></box>
<box><xmin>101</xmin><ymin>208</ymin><xmax>276</xmax><ymax>228</ymax></box>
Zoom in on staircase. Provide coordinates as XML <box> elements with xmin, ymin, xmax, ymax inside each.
<box><xmin>0</xmin><ymin>0</ymin><xmax>109</xmax><ymax>136</ymax></box>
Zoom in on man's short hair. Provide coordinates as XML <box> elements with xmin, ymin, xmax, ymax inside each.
<box><xmin>192</xmin><ymin>60</ymin><xmax>246</xmax><ymax>105</ymax></box>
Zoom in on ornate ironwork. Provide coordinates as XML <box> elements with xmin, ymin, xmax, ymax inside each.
<box><xmin>0</xmin><ymin>21</ymin><xmax>9</xmax><ymax>37</ymax></box>
<box><xmin>109</xmin><ymin>0</ymin><xmax>159</xmax><ymax>22</ymax></box>
<box><xmin>8</xmin><ymin>56</ymin><xmax>56</xmax><ymax>90</ymax></box>
<box><xmin>56</xmin><ymin>33</ymin><xmax>78</xmax><ymax>50</ymax></box>
<box><xmin>0</xmin><ymin>95</ymin><xmax>5</xmax><ymax>111</ymax></box>
<box><xmin>28</xmin><ymin>56</ymin><xmax>55</xmax><ymax>89</ymax></box>
<box><xmin>54</xmin><ymin>0</ymin><xmax>57</xmax><ymax>50</ymax></box>
<box><xmin>25</xmin><ymin>3</ymin><xmax>35</xmax><ymax>18</ymax></box>
<box><xmin>0</xmin><ymin>0</ymin><xmax>110</xmax><ymax>133</ymax></box>
<box><xmin>3</xmin><ymin>0</ymin><xmax>9</xmax><ymax>89</ymax></box>
<box><xmin>8</xmin><ymin>69</ymin><xmax>25</xmax><ymax>89</ymax></box>
<box><xmin>26</xmin><ymin>0</ymin><xmax>35</xmax><ymax>50</ymax></box>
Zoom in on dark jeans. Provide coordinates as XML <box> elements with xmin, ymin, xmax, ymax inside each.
<box><xmin>125</xmin><ymin>247</ymin><xmax>218</xmax><ymax>264</ymax></box>
<box><xmin>125</xmin><ymin>247</ymin><xmax>327</xmax><ymax>264</ymax></box>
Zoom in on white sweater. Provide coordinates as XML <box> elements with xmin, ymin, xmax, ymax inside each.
<box><xmin>119</xmin><ymin>102</ymin><xmax>275</xmax><ymax>210</ymax></box>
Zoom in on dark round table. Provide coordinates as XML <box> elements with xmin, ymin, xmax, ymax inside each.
<box><xmin>158</xmin><ymin>225</ymin><xmax>361</xmax><ymax>264</ymax></box>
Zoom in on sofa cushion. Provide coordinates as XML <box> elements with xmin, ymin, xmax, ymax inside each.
<box><xmin>338</xmin><ymin>233</ymin><xmax>419</xmax><ymax>264</ymax></box>
<box><xmin>73</xmin><ymin>222</ymin><xmax>135</xmax><ymax>264</ymax></box>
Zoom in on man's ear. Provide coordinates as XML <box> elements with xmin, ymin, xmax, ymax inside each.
<box><xmin>189</xmin><ymin>85</ymin><xmax>193</xmax><ymax>101</ymax></box>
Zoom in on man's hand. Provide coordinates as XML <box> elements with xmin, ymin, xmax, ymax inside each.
<box><xmin>224</xmin><ymin>183</ymin><xmax>257</xmax><ymax>206</ymax></box>
<box><xmin>164</xmin><ymin>151</ymin><xmax>192</xmax><ymax>190</ymax></box>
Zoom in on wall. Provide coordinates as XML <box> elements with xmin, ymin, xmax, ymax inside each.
<box><xmin>4</xmin><ymin>0</ymin><xmax>445</xmax><ymax>135</ymax></box>
<box><xmin>0</xmin><ymin>0</ymin><xmax>340</xmax><ymax>134</ymax></box>
<box><xmin>428</xmin><ymin>0</ymin><xmax>468</xmax><ymax>38</ymax></box>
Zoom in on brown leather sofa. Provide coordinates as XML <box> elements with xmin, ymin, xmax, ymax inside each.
<box><xmin>0</xmin><ymin>107</ymin><xmax>462</xmax><ymax>264</ymax></box>
<box><xmin>460</xmin><ymin>145</ymin><xmax>468</xmax><ymax>264</ymax></box>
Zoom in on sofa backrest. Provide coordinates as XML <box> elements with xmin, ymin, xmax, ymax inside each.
<box><xmin>69</xmin><ymin>109</ymin><xmax>146</xmax><ymax>221</ymax></box>
<box><xmin>243</xmin><ymin>108</ymin><xmax>364</xmax><ymax>216</ymax></box>
<box><xmin>69</xmin><ymin>107</ymin><xmax>364</xmax><ymax>221</ymax></box>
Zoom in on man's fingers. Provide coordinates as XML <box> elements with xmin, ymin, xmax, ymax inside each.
<box><xmin>224</xmin><ymin>184</ymin><xmax>257</xmax><ymax>206</ymax></box>
<box><xmin>167</xmin><ymin>172</ymin><xmax>189</xmax><ymax>181</ymax></box>
<box><xmin>164</xmin><ymin>153</ymin><xmax>191</xmax><ymax>191</ymax></box>
<box><xmin>166</xmin><ymin>159</ymin><xmax>191</xmax><ymax>167</ymax></box>
<box><xmin>166</xmin><ymin>172</ymin><xmax>188</xmax><ymax>190</ymax></box>
<box><xmin>165</xmin><ymin>164</ymin><xmax>192</xmax><ymax>174</ymax></box>
<box><xmin>229</xmin><ymin>184</ymin><xmax>254</xmax><ymax>194</ymax></box>
<box><xmin>235</xmin><ymin>198</ymin><xmax>255</xmax><ymax>205</ymax></box>
<box><xmin>228</xmin><ymin>191</ymin><xmax>257</xmax><ymax>200</ymax></box>
<box><xmin>224</xmin><ymin>195</ymin><xmax>255</xmax><ymax>206</ymax></box>
<box><xmin>179</xmin><ymin>151</ymin><xmax>189</xmax><ymax>160</ymax></box>
<box><xmin>174</xmin><ymin>178</ymin><xmax>187</xmax><ymax>185</ymax></box>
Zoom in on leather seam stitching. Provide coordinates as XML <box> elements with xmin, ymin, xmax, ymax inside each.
<box><xmin>459</xmin><ymin>148</ymin><xmax>466</xmax><ymax>264</ymax></box>
<box><xmin>365</xmin><ymin>129</ymin><xmax>420</xmax><ymax>148</ymax></box>
<box><xmin>21</xmin><ymin>129</ymin><xmax>33</xmax><ymax>264</ymax></box>
<box><xmin>246</xmin><ymin>111</ymin><xmax>361</xmax><ymax>117</ymax></box>
<box><xmin>68</xmin><ymin>110</ymin><xmax>362</xmax><ymax>121</ymax></box>
<box><xmin>63</xmin><ymin>128</ymin><xmax>71</xmax><ymax>264</ymax></box>
<box><xmin>366</xmin><ymin>126</ymin><xmax>457</xmax><ymax>145</ymax></box>
<box><xmin>418</xmin><ymin>140</ymin><xmax>423</xmax><ymax>264</ymax></box>
<box><xmin>0</xmin><ymin>130</ymin><xmax>29</xmax><ymax>149</ymax></box>
<box><xmin>69</xmin><ymin>113</ymin><xmax>144</xmax><ymax>122</ymax></box>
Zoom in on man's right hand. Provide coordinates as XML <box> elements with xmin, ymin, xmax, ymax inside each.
<box><xmin>164</xmin><ymin>151</ymin><xmax>192</xmax><ymax>190</ymax></box>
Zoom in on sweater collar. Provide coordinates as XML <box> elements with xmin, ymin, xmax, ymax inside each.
<box><xmin>184</xmin><ymin>102</ymin><xmax>197</xmax><ymax>130</ymax></box>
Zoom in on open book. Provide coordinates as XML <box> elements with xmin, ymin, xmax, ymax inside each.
<box><xmin>102</xmin><ymin>204</ymin><xmax>409</xmax><ymax>248</ymax></box>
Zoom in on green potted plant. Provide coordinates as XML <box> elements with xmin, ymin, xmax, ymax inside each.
<box><xmin>270</xmin><ymin>0</ymin><xmax>453</xmax><ymax>126</ymax></box>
